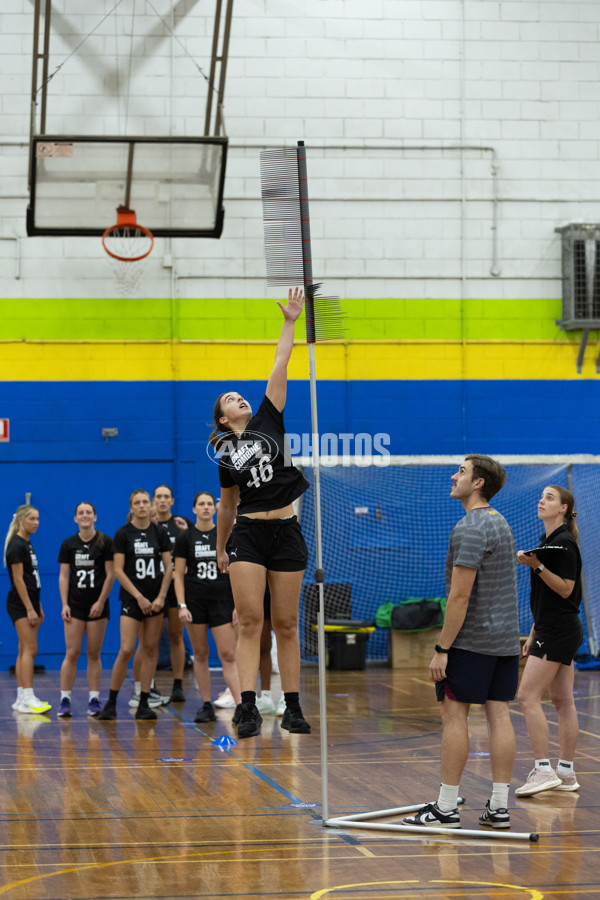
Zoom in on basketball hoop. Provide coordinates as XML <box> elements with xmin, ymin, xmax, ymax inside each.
<box><xmin>102</xmin><ymin>206</ymin><xmax>154</xmax><ymax>296</ymax></box>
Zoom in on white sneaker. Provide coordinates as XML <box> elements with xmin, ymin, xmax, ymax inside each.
<box><xmin>17</xmin><ymin>697</ymin><xmax>52</xmax><ymax>714</ymax></box>
<box><xmin>128</xmin><ymin>691</ymin><xmax>164</xmax><ymax>709</ymax></box>
<box><xmin>12</xmin><ymin>697</ymin><xmax>21</xmax><ymax>711</ymax></box>
<box><xmin>275</xmin><ymin>694</ymin><xmax>286</xmax><ymax>717</ymax></box>
<box><xmin>214</xmin><ymin>687</ymin><xmax>236</xmax><ymax>709</ymax></box>
<box><xmin>256</xmin><ymin>691</ymin><xmax>277</xmax><ymax>714</ymax></box>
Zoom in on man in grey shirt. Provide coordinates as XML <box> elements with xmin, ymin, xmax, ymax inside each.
<box><xmin>404</xmin><ymin>454</ymin><xmax>520</xmax><ymax>831</ymax></box>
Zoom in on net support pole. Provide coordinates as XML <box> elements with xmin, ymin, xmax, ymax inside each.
<box><xmin>567</xmin><ymin>465</ymin><xmax>597</xmax><ymax>655</ymax></box>
<box><xmin>297</xmin><ymin>141</ymin><xmax>329</xmax><ymax>822</ymax></box>
<box><xmin>308</xmin><ymin>342</ymin><xmax>329</xmax><ymax>823</ymax></box>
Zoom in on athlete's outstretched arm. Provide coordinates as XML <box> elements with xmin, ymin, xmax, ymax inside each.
<box><xmin>266</xmin><ymin>287</ymin><xmax>304</xmax><ymax>412</ymax></box>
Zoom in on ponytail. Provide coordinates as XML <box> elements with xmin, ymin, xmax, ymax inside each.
<box><xmin>4</xmin><ymin>505</ymin><xmax>37</xmax><ymax>566</ymax></box>
<box><xmin>549</xmin><ymin>484</ymin><xmax>579</xmax><ymax>540</ymax></box>
<box><xmin>209</xmin><ymin>393</ymin><xmax>234</xmax><ymax>451</ymax></box>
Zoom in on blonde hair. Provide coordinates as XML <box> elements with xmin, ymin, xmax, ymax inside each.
<box><xmin>3</xmin><ymin>505</ymin><xmax>38</xmax><ymax>566</ymax></box>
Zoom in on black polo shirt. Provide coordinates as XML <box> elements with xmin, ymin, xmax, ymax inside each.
<box><xmin>530</xmin><ymin>524</ymin><xmax>582</xmax><ymax>638</ymax></box>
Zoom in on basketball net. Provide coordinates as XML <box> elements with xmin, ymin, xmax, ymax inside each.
<box><xmin>102</xmin><ymin>206</ymin><xmax>154</xmax><ymax>296</ymax></box>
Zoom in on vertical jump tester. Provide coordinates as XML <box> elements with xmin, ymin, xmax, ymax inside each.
<box><xmin>259</xmin><ymin>142</ymin><xmax>538</xmax><ymax>843</ymax></box>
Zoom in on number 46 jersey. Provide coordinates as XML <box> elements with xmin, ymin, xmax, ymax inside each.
<box><xmin>58</xmin><ymin>532</ymin><xmax>114</xmax><ymax>604</ymax></box>
<box><xmin>174</xmin><ymin>526</ymin><xmax>232</xmax><ymax>602</ymax></box>
<box><xmin>218</xmin><ymin>395</ymin><xmax>309</xmax><ymax>514</ymax></box>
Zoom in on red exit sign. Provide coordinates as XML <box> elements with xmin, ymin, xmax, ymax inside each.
<box><xmin>0</xmin><ymin>419</ymin><xmax>9</xmax><ymax>442</ymax></box>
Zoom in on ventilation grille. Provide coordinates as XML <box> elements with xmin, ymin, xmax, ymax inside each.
<box><xmin>556</xmin><ymin>224</ymin><xmax>600</xmax><ymax>330</ymax></box>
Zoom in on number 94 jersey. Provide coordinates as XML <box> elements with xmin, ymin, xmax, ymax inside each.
<box><xmin>218</xmin><ymin>395</ymin><xmax>309</xmax><ymax>514</ymax></box>
<box><xmin>112</xmin><ymin>522</ymin><xmax>171</xmax><ymax>602</ymax></box>
<box><xmin>174</xmin><ymin>526</ymin><xmax>231</xmax><ymax>601</ymax></box>
<box><xmin>58</xmin><ymin>532</ymin><xmax>114</xmax><ymax>603</ymax></box>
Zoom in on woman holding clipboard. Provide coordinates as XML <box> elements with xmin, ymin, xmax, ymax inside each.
<box><xmin>515</xmin><ymin>484</ymin><xmax>583</xmax><ymax>796</ymax></box>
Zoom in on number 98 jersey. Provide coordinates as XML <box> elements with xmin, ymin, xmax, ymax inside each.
<box><xmin>58</xmin><ymin>532</ymin><xmax>114</xmax><ymax>604</ymax></box>
<box><xmin>218</xmin><ymin>395</ymin><xmax>309</xmax><ymax>515</ymax></box>
<box><xmin>174</xmin><ymin>526</ymin><xmax>232</xmax><ymax>602</ymax></box>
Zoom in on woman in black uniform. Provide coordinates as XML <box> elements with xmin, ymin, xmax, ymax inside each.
<box><xmin>515</xmin><ymin>485</ymin><xmax>583</xmax><ymax>796</ymax></box>
<box><xmin>4</xmin><ymin>504</ymin><xmax>51</xmax><ymax>714</ymax></box>
<box><xmin>57</xmin><ymin>501</ymin><xmax>115</xmax><ymax>718</ymax></box>
<box><xmin>210</xmin><ymin>287</ymin><xmax>311</xmax><ymax>740</ymax></box>
<box><xmin>174</xmin><ymin>491</ymin><xmax>241</xmax><ymax>724</ymax></box>
<box><xmin>99</xmin><ymin>489</ymin><xmax>173</xmax><ymax>721</ymax></box>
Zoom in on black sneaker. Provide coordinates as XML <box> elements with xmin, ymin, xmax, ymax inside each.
<box><xmin>98</xmin><ymin>703</ymin><xmax>117</xmax><ymax>721</ymax></box>
<box><xmin>194</xmin><ymin>702</ymin><xmax>216</xmax><ymax>723</ymax></box>
<box><xmin>135</xmin><ymin>705</ymin><xmax>157</xmax><ymax>720</ymax></box>
<box><xmin>479</xmin><ymin>800</ymin><xmax>510</xmax><ymax>829</ymax></box>
<box><xmin>281</xmin><ymin>707</ymin><xmax>311</xmax><ymax>734</ymax></box>
<box><xmin>232</xmin><ymin>703</ymin><xmax>243</xmax><ymax>726</ymax></box>
<box><xmin>237</xmin><ymin>703</ymin><xmax>262</xmax><ymax>739</ymax></box>
<box><xmin>170</xmin><ymin>685</ymin><xmax>186</xmax><ymax>703</ymax></box>
<box><xmin>402</xmin><ymin>802</ymin><xmax>461</xmax><ymax>828</ymax></box>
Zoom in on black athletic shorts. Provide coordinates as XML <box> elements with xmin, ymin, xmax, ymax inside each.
<box><xmin>186</xmin><ymin>589</ymin><xmax>235</xmax><ymax>628</ymax></box>
<box><xmin>7</xmin><ymin>591</ymin><xmax>41</xmax><ymax>624</ymax></box>
<box><xmin>120</xmin><ymin>597</ymin><xmax>167</xmax><ymax>622</ymax></box>
<box><xmin>67</xmin><ymin>597</ymin><xmax>110</xmax><ymax>622</ymax></box>
<box><xmin>165</xmin><ymin>583</ymin><xmax>178</xmax><ymax>611</ymax></box>
<box><xmin>435</xmin><ymin>647</ymin><xmax>519</xmax><ymax>705</ymax></box>
<box><xmin>529</xmin><ymin>624</ymin><xmax>583</xmax><ymax>666</ymax></box>
<box><xmin>228</xmin><ymin>516</ymin><xmax>308</xmax><ymax>573</ymax></box>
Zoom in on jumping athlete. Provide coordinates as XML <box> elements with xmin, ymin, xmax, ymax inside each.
<box><xmin>209</xmin><ymin>287</ymin><xmax>311</xmax><ymax>739</ymax></box>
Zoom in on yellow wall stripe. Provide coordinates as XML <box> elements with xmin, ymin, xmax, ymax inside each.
<box><xmin>0</xmin><ymin>339</ymin><xmax>598</xmax><ymax>381</ymax></box>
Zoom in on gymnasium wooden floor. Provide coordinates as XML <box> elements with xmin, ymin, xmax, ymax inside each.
<box><xmin>0</xmin><ymin>664</ymin><xmax>599</xmax><ymax>900</ymax></box>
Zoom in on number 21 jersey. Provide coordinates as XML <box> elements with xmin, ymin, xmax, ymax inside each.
<box><xmin>58</xmin><ymin>532</ymin><xmax>114</xmax><ymax>604</ymax></box>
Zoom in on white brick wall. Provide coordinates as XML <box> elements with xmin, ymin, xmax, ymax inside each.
<box><xmin>1</xmin><ymin>0</ymin><xmax>600</xmax><ymax>301</ymax></box>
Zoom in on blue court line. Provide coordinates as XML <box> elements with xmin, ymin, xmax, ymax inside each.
<box><xmin>168</xmin><ymin>706</ymin><xmax>305</xmax><ymax>805</ymax></box>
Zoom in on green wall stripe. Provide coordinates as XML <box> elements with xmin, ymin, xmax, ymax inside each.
<box><xmin>0</xmin><ymin>297</ymin><xmax>595</xmax><ymax>342</ymax></box>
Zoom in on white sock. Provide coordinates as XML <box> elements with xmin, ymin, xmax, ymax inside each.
<box><xmin>490</xmin><ymin>782</ymin><xmax>509</xmax><ymax>810</ymax></box>
<box><xmin>261</xmin><ymin>690</ymin><xmax>272</xmax><ymax>699</ymax></box>
<box><xmin>16</xmin><ymin>687</ymin><xmax>24</xmax><ymax>701</ymax></box>
<box><xmin>535</xmin><ymin>758</ymin><xmax>552</xmax><ymax>769</ymax></box>
<box><xmin>89</xmin><ymin>691</ymin><xmax>100</xmax><ymax>700</ymax></box>
<box><xmin>61</xmin><ymin>691</ymin><xmax>72</xmax><ymax>701</ymax></box>
<box><xmin>557</xmin><ymin>760</ymin><xmax>574</xmax><ymax>776</ymax></box>
<box><xmin>134</xmin><ymin>681</ymin><xmax>141</xmax><ymax>694</ymax></box>
<box><xmin>437</xmin><ymin>783</ymin><xmax>459</xmax><ymax>812</ymax></box>
<box><xmin>23</xmin><ymin>688</ymin><xmax>35</xmax><ymax>701</ymax></box>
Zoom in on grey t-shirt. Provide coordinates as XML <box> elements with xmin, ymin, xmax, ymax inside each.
<box><xmin>446</xmin><ymin>506</ymin><xmax>520</xmax><ymax>656</ymax></box>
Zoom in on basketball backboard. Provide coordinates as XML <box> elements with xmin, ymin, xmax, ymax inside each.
<box><xmin>27</xmin><ymin>135</ymin><xmax>227</xmax><ymax>238</ymax></box>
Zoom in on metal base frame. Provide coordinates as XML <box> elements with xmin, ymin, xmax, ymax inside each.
<box><xmin>324</xmin><ymin>800</ymin><xmax>539</xmax><ymax>843</ymax></box>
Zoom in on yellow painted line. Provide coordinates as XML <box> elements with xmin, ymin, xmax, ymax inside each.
<box><xmin>311</xmin><ymin>881</ymin><xmax>419</xmax><ymax>899</ymax></box>
<box><xmin>434</xmin><ymin>883</ymin><xmax>544</xmax><ymax>899</ymax></box>
<box><xmin>0</xmin><ymin>339</ymin><xmax>599</xmax><ymax>380</ymax></box>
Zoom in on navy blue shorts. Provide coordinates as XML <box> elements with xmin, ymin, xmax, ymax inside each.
<box><xmin>435</xmin><ymin>647</ymin><xmax>519</xmax><ymax>705</ymax></box>
<box><xmin>229</xmin><ymin>516</ymin><xmax>308</xmax><ymax>573</ymax></box>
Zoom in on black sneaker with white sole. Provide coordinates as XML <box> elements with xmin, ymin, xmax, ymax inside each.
<box><xmin>479</xmin><ymin>800</ymin><xmax>510</xmax><ymax>828</ymax></box>
<box><xmin>402</xmin><ymin>802</ymin><xmax>461</xmax><ymax>828</ymax></box>
<box><xmin>281</xmin><ymin>707</ymin><xmax>311</xmax><ymax>734</ymax></box>
<box><xmin>237</xmin><ymin>703</ymin><xmax>262</xmax><ymax>739</ymax></box>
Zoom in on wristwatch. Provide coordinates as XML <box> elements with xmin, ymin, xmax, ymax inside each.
<box><xmin>177</xmin><ymin>603</ymin><xmax>187</xmax><ymax>609</ymax></box>
<box><xmin>435</xmin><ymin>644</ymin><xmax>450</xmax><ymax>654</ymax></box>
<box><xmin>534</xmin><ymin>564</ymin><xmax>545</xmax><ymax>575</ymax></box>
